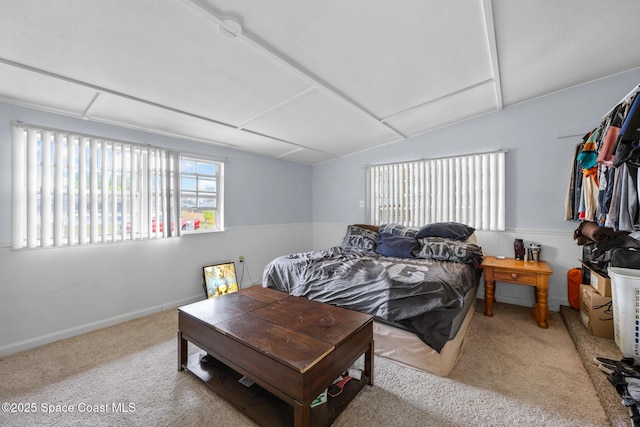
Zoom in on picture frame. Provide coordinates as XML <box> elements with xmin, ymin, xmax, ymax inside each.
<box><xmin>203</xmin><ymin>262</ymin><xmax>239</xmax><ymax>298</ymax></box>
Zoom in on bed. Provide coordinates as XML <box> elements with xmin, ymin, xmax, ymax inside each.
<box><xmin>262</xmin><ymin>222</ymin><xmax>484</xmax><ymax>376</ymax></box>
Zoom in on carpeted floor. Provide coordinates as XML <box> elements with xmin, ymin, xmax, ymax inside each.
<box><xmin>560</xmin><ymin>305</ymin><xmax>631</xmax><ymax>427</ymax></box>
<box><xmin>0</xmin><ymin>301</ymin><xmax>614</xmax><ymax>426</ymax></box>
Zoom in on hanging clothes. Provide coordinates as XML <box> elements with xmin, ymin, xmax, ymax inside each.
<box><xmin>581</xmin><ymin>166</ymin><xmax>599</xmax><ymax>221</ymax></box>
<box><xmin>565</xmin><ymin>143</ymin><xmax>584</xmax><ymax>220</ymax></box>
<box><xmin>566</xmin><ymin>84</ymin><xmax>640</xmax><ymax>231</ymax></box>
<box><xmin>616</xmin><ymin>163</ymin><xmax>639</xmax><ymax>231</ymax></box>
<box><xmin>597</xmin><ymin>102</ymin><xmax>624</xmax><ymax>166</ymax></box>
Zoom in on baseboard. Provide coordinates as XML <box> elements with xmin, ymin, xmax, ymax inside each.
<box><xmin>0</xmin><ymin>293</ymin><xmax>203</xmax><ymax>356</ymax></box>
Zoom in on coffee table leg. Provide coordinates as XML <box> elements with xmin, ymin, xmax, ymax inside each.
<box><xmin>365</xmin><ymin>340</ymin><xmax>374</xmax><ymax>386</ymax></box>
<box><xmin>293</xmin><ymin>401</ymin><xmax>310</xmax><ymax>427</ymax></box>
<box><xmin>177</xmin><ymin>331</ymin><xmax>187</xmax><ymax>371</ymax></box>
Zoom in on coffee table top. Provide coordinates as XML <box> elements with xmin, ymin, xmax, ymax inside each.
<box><xmin>179</xmin><ymin>286</ymin><xmax>372</xmax><ymax>373</ymax></box>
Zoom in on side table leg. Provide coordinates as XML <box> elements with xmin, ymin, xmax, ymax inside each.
<box><xmin>534</xmin><ymin>287</ymin><xmax>549</xmax><ymax>328</ymax></box>
<box><xmin>178</xmin><ymin>331</ymin><xmax>187</xmax><ymax>371</ymax></box>
<box><xmin>484</xmin><ymin>281</ymin><xmax>495</xmax><ymax>317</ymax></box>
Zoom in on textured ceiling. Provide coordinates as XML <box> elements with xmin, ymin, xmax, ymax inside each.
<box><xmin>1</xmin><ymin>0</ymin><xmax>639</xmax><ymax>165</ymax></box>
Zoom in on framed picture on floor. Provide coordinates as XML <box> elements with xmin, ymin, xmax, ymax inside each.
<box><xmin>203</xmin><ymin>262</ymin><xmax>239</xmax><ymax>298</ymax></box>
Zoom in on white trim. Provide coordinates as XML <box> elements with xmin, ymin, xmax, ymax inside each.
<box><xmin>0</xmin><ymin>294</ymin><xmax>203</xmax><ymax>356</ymax></box>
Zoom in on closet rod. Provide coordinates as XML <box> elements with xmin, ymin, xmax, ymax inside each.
<box><xmin>603</xmin><ymin>84</ymin><xmax>640</xmax><ymax>118</ymax></box>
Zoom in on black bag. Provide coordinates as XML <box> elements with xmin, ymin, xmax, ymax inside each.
<box><xmin>590</xmin><ymin>235</ymin><xmax>640</xmax><ymax>270</ymax></box>
<box><xmin>610</xmin><ymin>247</ymin><xmax>640</xmax><ymax>269</ymax></box>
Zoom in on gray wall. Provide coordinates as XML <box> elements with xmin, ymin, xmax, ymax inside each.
<box><xmin>0</xmin><ymin>102</ymin><xmax>314</xmax><ymax>354</ymax></box>
<box><xmin>0</xmin><ymin>102</ymin><xmax>313</xmax><ymax>241</ymax></box>
<box><xmin>2</xmin><ymin>68</ymin><xmax>640</xmax><ymax>354</ymax></box>
<box><xmin>312</xmin><ymin>68</ymin><xmax>640</xmax><ymax>310</ymax></box>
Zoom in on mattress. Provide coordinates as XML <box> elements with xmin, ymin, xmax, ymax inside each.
<box><xmin>373</xmin><ymin>285</ymin><xmax>477</xmax><ymax>377</ymax></box>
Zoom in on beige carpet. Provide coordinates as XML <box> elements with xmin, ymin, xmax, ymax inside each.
<box><xmin>0</xmin><ymin>301</ymin><xmax>610</xmax><ymax>426</ymax></box>
<box><xmin>561</xmin><ymin>305</ymin><xmax>630</xmax><ymax>427</ymax></box>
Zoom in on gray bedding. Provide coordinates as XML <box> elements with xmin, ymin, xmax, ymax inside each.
<box><xmin>262</xmin><ymin>244</ymin><xmax>482</xmax><ymax>352</ymax></box>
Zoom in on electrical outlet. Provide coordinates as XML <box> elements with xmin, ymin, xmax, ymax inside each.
<box><xmin>239</xmin><ymin>255</ymin><xmax>244</xmax><ymax>262</ymax></box>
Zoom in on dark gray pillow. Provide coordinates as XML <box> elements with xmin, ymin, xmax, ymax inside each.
<box><xmin>414</xmin><ymin>237</ymin><xmax>484</xmax><ymax>268</ymax></box>
<box><xmin>415</xmin><ymin>222</ymin><xmax>475</xmax><ymax>241</ymax></box>
<box><xmin>375</xmin><ymin>232</ymin><xmax>418</xmax><ymax>258</ymax></box>
<box><xmin>341</xmin><ymin>225</ymin><xmax>377</xmax><ymax>251</ymax></box>
<box><xmin>378</xmin><ymin>223</ymin><xmax>418</xmax><ymax>237</ymax></box>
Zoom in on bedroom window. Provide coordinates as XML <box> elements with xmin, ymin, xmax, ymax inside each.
<box><xmin>179</xmin><ymin>156</ymin><xmax>224</xmax><ymax>233</ymax></box>
<box><xmin>365</xmin><ymin>151</ymin><xmax>505</xmax><ymax>231</ymax></box>
<box><xmin>11</xmin><ymin>123</ymin><xmax>179</xmax><ymax>249</ymax></box>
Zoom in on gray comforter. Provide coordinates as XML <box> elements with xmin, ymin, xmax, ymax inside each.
<box><xmin>262</xmin><ymin>246</ymin><xmax>482</xmax><ymax>352</ymax></box>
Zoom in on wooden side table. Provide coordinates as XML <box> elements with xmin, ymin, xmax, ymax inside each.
<box><xmin>481</xmin><ymin>256</ymin><xmax>553</xmax><ymax>328</ymax></box>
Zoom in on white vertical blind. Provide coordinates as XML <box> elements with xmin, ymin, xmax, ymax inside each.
<box><xmin>53</xmin><ymin>133</ymin><xmax>64</xmax><ymax>246</ymax></box>
<box><xmin>121</xmin><ymin>145</ymin><xmax>128</xmax><ymax>241</ymax></box>
<box><xmin>27</xmin><ymin>129</ymin><xmax>38</xmax><ymax>248</ymax></box>
<box><xmin>156</xmin><ymin>153</ymin><xmax>164</xmax><ymax>236</ymax></box>
<box><xmin>11</xmin><ymin>126</ymin><xmax>26</xmax><ymax>250</ymax></box>
<box><xmin>67</xmin><ymin>134</ymin><xmax>76</xmax><ymax>246</ymax></box>
<box><xmin>40</xmin><ymin>131</ymin><xmax>52</xmax><ymax>247</ymax></box>
<box><xmin>130</xmin><ymin>146</ymin><xmax>137</xmax><ymax>239</ymax></box>
<box><xmin>111</xmin><ymin>144</ymin><xmax>118</xmax><ymax>241</ymax></box>
<box><xmin>366</xmin><ymin>151</ymin><xmax>506</xmax><ymax>231</ymax></box>
<box><xmin>89</xmin><ymin>138</ymin><xmax>98</xmax><ymax>243</ymax></box>
<box><xmin>11</xmin><ymin>123</ymin><xmax>177</xmax><ymax>249</ymax></box>
<box><xmin>78</xmin><ymin>137</ymin><xmax>88</xmax><ymax>245</ymax></box>
<box><xmin>101</xmin><ymin>140</ymin><xmax>109</xmax><ymax>243</ymax></box>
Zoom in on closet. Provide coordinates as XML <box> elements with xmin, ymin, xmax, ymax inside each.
<box><xmin>566</xmin><ymin>84</ymin><xmax>640</xmax><ymax>231</ymax></box>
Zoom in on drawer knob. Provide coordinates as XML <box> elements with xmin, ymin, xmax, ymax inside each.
<box><xmin>511</xmin><ymin>273</ymin><xmax>518</xmax><ymax>280</ymax></box>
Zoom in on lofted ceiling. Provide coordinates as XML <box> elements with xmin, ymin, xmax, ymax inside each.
<box><xmin>1</xmin><ymin>0</ymin><xmax>640</xmax><ymax>165</ymax></box>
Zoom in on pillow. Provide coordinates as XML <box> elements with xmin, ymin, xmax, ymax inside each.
<box><xmin>378</xmin><ymin>223</ymin><xmax>418</xmax><ymax>237</ymax></box>
<box><xmin>341</xmin><ymin>225</ymin><xmax>377</xmax><ymax>251</ymax></box>
<box><xmin>414</xmin><ymin>237</ymin><xmax>484</xmax><ymax>268</ymax></box>
<box><xmin>415</xmin><ymin>222</ymin><xmax>475</xmax><ymax>241</ymax></box>
<box><xmin>375</xmin><ymin>232</ymin><xmax>419</xmax><ymax>258</ymax></box>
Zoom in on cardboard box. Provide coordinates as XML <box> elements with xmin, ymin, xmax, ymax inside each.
<box><xmin>590</xmin><ymin>268</ymin><xmax>612</xmax><ymax>297</ymax></box>
<box><xmin>580</xmin><ymin>284</ymin><xmax>614</xmax><ymax>339</ymax></box>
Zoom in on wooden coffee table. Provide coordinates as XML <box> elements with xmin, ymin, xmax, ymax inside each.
<box><xmin>178</xmin><ymin>285</ymin><xmax>374</xmax><ymax>427</ymax></box>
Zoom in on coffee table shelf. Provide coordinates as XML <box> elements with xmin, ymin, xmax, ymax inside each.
<box><xmin>185</xmin><ymin>352</ymin><xmax>369</xmax><ymax>427</ymax></box>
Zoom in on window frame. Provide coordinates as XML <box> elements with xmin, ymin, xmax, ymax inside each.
<box><xmin>179</xmin><ymin>155</ymin><xmax>225</xmax><ymax>234</ymax></box>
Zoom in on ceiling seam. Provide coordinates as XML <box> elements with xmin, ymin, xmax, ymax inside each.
<box><xmin>482</xmin><ymin>0</ymin><xmax>503</xmax><ymax>110</ymax></box>
<box><xmin>184</xmin><ymin>0</ymin><xmax>406</xmax><ymax>139</ymax></box>
<box><xmin>82</xmin><ymin>92</ymin><xmax>107</xmax><ymax>119</ymax></box>
<box><xmin>239</xmin><ymin>128</ymin><xmax>337</xmax><ymax>158</ymax></box>
<box><xmin>0</xmin><ymin>56</ymin><xmax>329</xmax><ymax>156</ymax></box>
<box><xmin>0</xmin><ymin>56</ymin><xmax>239</xmax><ymax>128</ymax></box>
<box><xmin>235</xmin><ymin>86</ymin><xmax>317</xmax><ymax>129</ymax></box>
<box><xmin>380</xmin><ymin>79</ymin><xmax>496</xmax><ymax>122</ymax></box>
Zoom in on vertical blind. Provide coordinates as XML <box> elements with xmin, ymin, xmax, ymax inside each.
<box><xmin>11</xmin><ymin>123</ymin><xmax>178</xmax><ymax>250</ymax></box>
<box><xmin>366</xmin><ymin>151</ymin><xmax>505</xmax><ymax>231</ymax></box>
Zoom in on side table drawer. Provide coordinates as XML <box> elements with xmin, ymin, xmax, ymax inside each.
<box><xmin>494</xmin><ymin>270</ymin><xmax>537</xmax><ymax>285</ymax></box>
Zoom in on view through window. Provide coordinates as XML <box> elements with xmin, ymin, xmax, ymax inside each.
<box><xmin>179</xmin><ymin>156</ymin><xmax>223</xmax><ymax>233</ymax></box>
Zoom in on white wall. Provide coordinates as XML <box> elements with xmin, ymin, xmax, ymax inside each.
<box><xmin>312</xmin><ymin>68</ymin><xmax>640</xmax><ymax>312</ymax></box>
